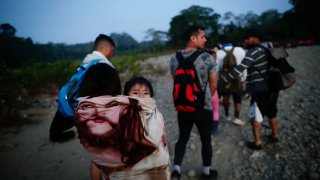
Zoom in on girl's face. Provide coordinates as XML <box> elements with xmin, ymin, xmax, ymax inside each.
<box><xmin>128</xmin><ymin>83</ymin><xmax>151</xmax><ymax>98</ymax></box>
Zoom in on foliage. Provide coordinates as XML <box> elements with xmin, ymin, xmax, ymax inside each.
<box><xmin>168</xmin><ymin>5</ymin><xmax>220</xmax><ymax>48</ymax></box>
<box><xmin>1</xmin><ymin>0</ymin><xmax>319</xmax><ymax>128</ymax></box>
<box><xmin>110</xmin><ymin>53</ymin><xmax>153</xmax><ymax>81</ymax></box>
<box><xmin>110</xmin><ymin>32</ymin><xmax>139</xmax><ymax>52</ymax></box>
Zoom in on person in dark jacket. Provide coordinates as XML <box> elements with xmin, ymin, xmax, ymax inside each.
<box><xmin>220</xmin><ymin>28</ymin><xmax>280</xmax><ymax>150</ymax></box>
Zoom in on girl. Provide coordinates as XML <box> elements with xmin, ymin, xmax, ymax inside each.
<box><xmin>77</xmin><ymin>74</ymin><xmax>170</xmax><ymax>179</ymax></box>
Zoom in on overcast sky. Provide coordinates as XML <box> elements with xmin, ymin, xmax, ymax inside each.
<box><xmin>0</xmin><ymin>0</ymin><xmax>293</xmax><ymax>44</ymax></box>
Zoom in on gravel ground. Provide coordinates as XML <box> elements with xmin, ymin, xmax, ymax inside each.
<box><xmin>0</xmin><ymin>46</ymin><xmax>319</xmax><ymax>180</ymax></box>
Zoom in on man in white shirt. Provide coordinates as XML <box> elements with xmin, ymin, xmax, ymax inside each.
<box><xmin>49</xmin><ymin>34</ymin><xmax>116</xmax><ymax>142</ymax></box>
<box><xmin>216</xmin><ymin>35</ymin><xmax>246</xmax><ymax>126</ymax></box>
<box><xmin>82</xmin><ymin>34</ymin><xmax>115</xmax><ymax>68</ymax></box>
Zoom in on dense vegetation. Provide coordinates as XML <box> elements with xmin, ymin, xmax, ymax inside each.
<box><xmin>0</xmin><ymin>0</ymin><xmax>318</xmax><ymax>128</ymax></box>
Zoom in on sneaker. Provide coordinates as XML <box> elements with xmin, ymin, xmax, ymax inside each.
<box><xmin>233</xmin><ymin>118</ymin><xmax>245</xmax><ymax>126</ymax></box>
<box><xmin>225</xmin><ymin>116</ymin><xmax>231</xmax><ymax>121</ymax></box>
<box><xmin>171</xmin><ymin>170</ymin><xmax>181</xmax><ymax>180</ymax></box>
<box><xmin>246</xmin><ymin>141</ymin><xmax>262</xmax><ymax>150</ymax></box>
<box><xmin>264</xmin><ymin>134</ymin><xmax>279</xmax><ymax>143</ymax></box>
<box><xmin>201</xmin><ymin>169</ymin><xmax>218</xmax><ymax>179</ymax></box>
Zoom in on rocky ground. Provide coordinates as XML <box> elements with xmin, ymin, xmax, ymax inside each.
<box><xmin>0</xmin><ymin>46</ymin><xmax>319</xmax><ymax>180</ymax></box>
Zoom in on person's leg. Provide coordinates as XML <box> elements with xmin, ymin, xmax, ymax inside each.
<box><xmin>173</xmin><ymin>112</ymin><xmax>195</xmax><ymax>167</ymax></box>
<box><xmin>49</xmin><ymin>109</ymin><xmax>75</xmax><ymax>142</ymax></box>
<box><xmin>269</xmin><ymin>117</ymin><xmax>279</xmax><ymax>138</ymax></box>
<box><xmin>195</xmin><ymin>109</ymin><xmax>212</xmax><ymax>166</ymax></box>
<box><xmin>266</xmin><ymin>91</ymin><xmax>280</xmax><ymax>141</ymax></box>
<box><xmin>222</xmin><ymin>93</ymin><xmax>231</xmax><ymax>120</ymax></box>
<box><xmin>232</xmin><ymin>91</ymin><xmax>242</xmax><ymax>118</ymax></box>
<box><xmin>232</xmin><ymin>91</ymin><xmax>245</xmax><ymax>125</ymax></box>
<box><xmin>195</xmin><ymin>109</ymin><xmax>218</xmax><ymax>177</ymax></box>
<box><xmin>246</xmin><ymin>93</ymin><xmax>264</xmax><ymax>150</ymax></box>
<box><xmin>251</xmin><ymin>120</ymin><xmax>262</xmax><ymax>145</ymax></box>
<box><xmin>90</xmin><ymin>162</ymin><xmax>102</xmax><ymax>180</ymax></box>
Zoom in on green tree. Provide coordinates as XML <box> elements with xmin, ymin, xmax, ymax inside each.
<box><xmin>259</xmin><ymin>10</ymin><xmax>282</xmax><ymax>41</ymax></box>
<box><xmin>110</xmin><ymin>32</ymin><xmax>138</xmax><ymax>53</ymax></box>
<box><xmin>0</xmin><ymin>23</ymin><xmax>16</xmax><ymax>37</ymax></box>
<box><xmin>283</xmin><ymin>0</ymin><xmax>320</xmax><ymax>41</ymax></box>
<box><xmin>143</xmin><ymin>28</ymin><xmax>168</xmax><ymax>53</ymax></box>
<box><xmin>168</xmin><ymin>5</ymin><xmax>220</xmax><ymax>48</ymax></box>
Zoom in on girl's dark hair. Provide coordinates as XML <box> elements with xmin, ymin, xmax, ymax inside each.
<box><xmin>123</xmin><ymin>76</ymin><xmax>154</xmax><ymax>97</ymax></box>
<box><xmin>78</xmin><ymin>63</ymin><xmax>121</xmax><ymax>97</ymax></box>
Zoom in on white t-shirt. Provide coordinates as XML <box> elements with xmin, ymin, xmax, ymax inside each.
<box><xmin>82</xmin><ymin>51</ymin><xmax>114</xmax><ymax>68</ymax></box>
<box><xmin>215</xmin><ymin>46</ymin><xmax>247</xmax><ymax>81</ymax></box>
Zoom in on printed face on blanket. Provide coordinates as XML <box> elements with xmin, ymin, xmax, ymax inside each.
<box><xmin>74</xmin><ymin>95</ymin><xmax>158</xmax><ymax>169</ymax></box>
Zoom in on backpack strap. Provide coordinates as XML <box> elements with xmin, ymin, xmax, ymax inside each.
<box><xmin>176</xmin><ymin>50</ymin><xmax>203</xmax><ymax>65</ymax></box>
<box><xmin>222</xmin><ymin>47</ymin><xmax>235</xmax><ymax>54</ymax></box>
<box><xmin>77</xmin><ymin>59</ymin><xmax>104</xmax><ymax>72</ymax></box>
<box><xmin>175</xmin><ymin>49</ymin><xmax>207</xmax><ymax>95</ymax></box>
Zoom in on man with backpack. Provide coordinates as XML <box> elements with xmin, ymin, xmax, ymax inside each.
<box><xmin>49</xmin><ymin>34</ymin><xmax>116</xmax><ymax>142</ymax></box>
<box><xmin>170</xmin><ymin>25</ymin><xmax>218</xmax><ymax>179</ymax></box>
<box><xmin>219</xmin><ymin>28</ymin><xmax>280</xmax><ymax>150</ymax></box>
<box><xmin>216</xmin><ymin>35</ymin><xmax>246</xmax><ymax>126</ymax></box>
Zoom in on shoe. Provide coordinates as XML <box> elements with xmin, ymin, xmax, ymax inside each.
<box><xmin>233</xmin><ymin>118</ymin><xmax>245</xmax><ymax>126</ymax></box>
<box><xmin>171</xmin><ymin>170</ymin><xmax>181</xmax><ymax>180</ymax></box>
<box><xmin>225</xmin><ymin>116</ymin><xmax>231</xmax><ymax>121</ymax></box>
<box><xmin>201</xmin><ymin>169</ymin><xmax>218</xmax><ymax>179</ymax></box>
<box><xmin>264</xmin><ymin>134</ymin><xmax>279</xmax><ymax>143</ymax></box>
<box><xmin>246</xmin><ymin>141</ymin><xmax>262</xmax><ymax>150</ymax></box>
<box><xmin>50</xmin><ymin>130</ymin><xmax>76</xmax><ymax>142</ymax></box>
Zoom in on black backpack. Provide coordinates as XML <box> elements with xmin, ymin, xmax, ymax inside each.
<box><xmin>219</xmin><ymin>47</ymin><xmax>241</xmax><ymax>93</ymax></box>
<box><xmin>172</xmin><ymin>50</ymin><xmax>204</xmax><ymax>112</ymax></box>
<box><xmin>255</xmin><ymin>45</ymin><xmax>296</xmax><ymax>91</ymax></box>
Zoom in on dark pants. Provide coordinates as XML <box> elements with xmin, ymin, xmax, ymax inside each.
<box><xmin>173</xmin><ymin>109</ymin><xmax>212</xmax><ymax>166</ymax></box>
<box><xmin>251</xmin><ymin>90</ymin><xmax>279</xmax><ymax>119</ymax></box>
<box><xmin>49</xmin><ymin>109</ymin><xmax>74</xmax><ymax>139</ymax></box>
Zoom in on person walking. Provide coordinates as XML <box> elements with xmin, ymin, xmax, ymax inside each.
<box><xmin>170</xmin><ymin>25</ymin><xmax>218</xmax><ymax>179</ymax></box>
<box><xmin>49</xmin><ymin>34</ymin><xmax>115</xmax><ymax>142</ymax></box>
<box><xmin>216</xmin><ymin>35</ymin><xmax>246</xmax><ymax>126</ymax></box>
<box><xmin>219</xmin><ymin>28</ymin><xmax>280</xmax><ymax>150</ymax></box>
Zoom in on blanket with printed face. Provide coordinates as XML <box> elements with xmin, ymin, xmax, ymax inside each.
<box><xmin>74</xmin><ymin>95</ymin><xmax>170</xmax><ymax>179</ymax></box>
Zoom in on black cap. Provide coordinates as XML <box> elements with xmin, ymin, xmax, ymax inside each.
<box><xmin>244</xmin><ymin>28</ymin><xmax>264</xmax><ymax>41</ymax></box>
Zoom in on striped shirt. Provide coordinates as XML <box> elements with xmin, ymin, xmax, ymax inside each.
<box><xmin>222</xmin><ymin>45</ymin><xmax>269</xmax><ymax>92</ymax></box>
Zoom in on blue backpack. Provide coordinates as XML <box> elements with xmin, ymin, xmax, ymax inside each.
<box><xmin>57</xmin><ymin>59</ymin><xmax>104</xmax><ymax>119</ymax></box>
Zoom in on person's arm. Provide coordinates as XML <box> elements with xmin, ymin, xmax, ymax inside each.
<box><xmin>90</xmin><ymin>162</ymin><xmax>102</xmax><ymax>180</ymax></box>
<box><xmin>221</xmin><ymin>50</ymin><xmax>255</xmax><ymax>83</ymax></box>
<box><xmin>169</xmin><ymin>54</ymin><xmax>178</xmax><ymax>78</ymax></box>
<box><xmin>209</xmin><ymin>72</ymin><xmax>217</xmax><ymax>95</ymax></box>
<box><xmin>206</xmin><ymin>53</ymin><xmax>218</xmax><ymax>95</ymax></box>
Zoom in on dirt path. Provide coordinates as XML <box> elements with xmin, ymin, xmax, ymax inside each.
<box><xmin>1</xmin><ymin>46</ymin><xmax>319</xmax><ymax>180</ymax></box>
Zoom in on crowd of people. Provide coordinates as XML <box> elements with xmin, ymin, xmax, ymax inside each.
<box><xmin>49</xmin><ymin>25</ymin><xmax>282</xmax><ymax>179</ymax></box>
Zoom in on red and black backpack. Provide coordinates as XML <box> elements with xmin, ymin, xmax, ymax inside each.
<box><xmin>173</xmin><ymin>50</ymin><xmax>205</xmax><ymax>112</ymax></box>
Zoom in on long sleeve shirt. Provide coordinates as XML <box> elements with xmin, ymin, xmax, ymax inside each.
<box><xmin>221</xmin><ymin>46</ymin><xmax>269</xmax><ymax>92</ymax></box>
